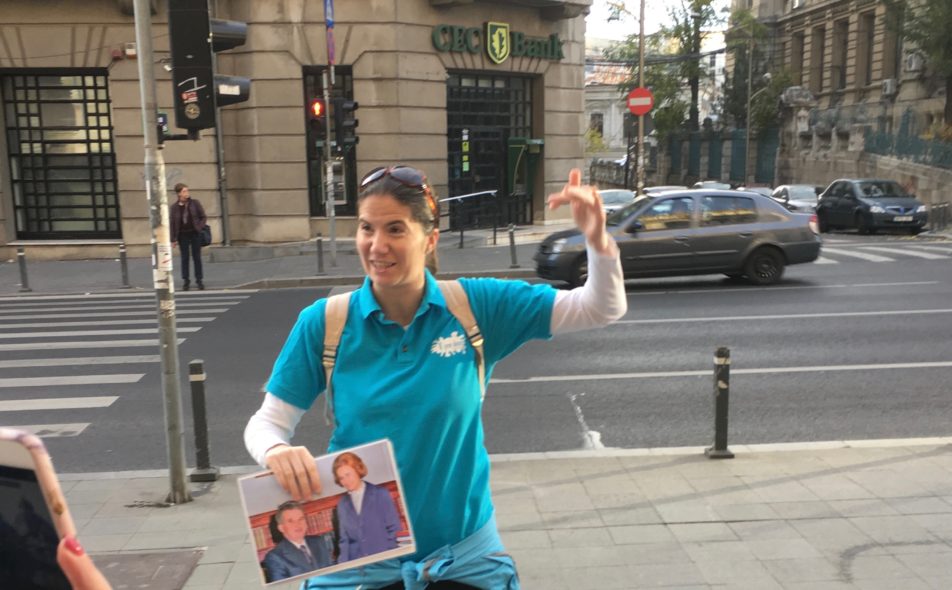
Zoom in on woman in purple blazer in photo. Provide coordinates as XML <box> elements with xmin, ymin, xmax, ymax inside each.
<box><xmin>332</xmin><ymin>452</ymin><xmax>401</xmax><ymax>562</ymax></box>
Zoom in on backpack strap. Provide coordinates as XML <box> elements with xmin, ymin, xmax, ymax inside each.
<box><xmin>438</xmin><ymin>280</ymin><xmax>486</xmax><ymax>401</ymax></box>
<box><xmin>322</xmin><ymin>291</ymin><xmax>353</xmax><ymax>426</ymax></box>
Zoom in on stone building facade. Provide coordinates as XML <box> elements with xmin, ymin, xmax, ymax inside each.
<box><xmin>0</xmin><ymin>0</ymin><xmax>591</xmax><ymax>259</ymax></box>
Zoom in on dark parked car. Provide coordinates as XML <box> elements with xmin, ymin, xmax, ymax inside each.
<box><xmin>816</xmin><ymin>179</ymin><xmax>928</xmax><ymax>234</ymax></box>
<box><xmin>535</xmin><ymin>190</ymin><xmax>821</xmax><ymax>287</ymax></box>
<box><xmin>772</xmin><ymin>184</ymin><xmax>821</xmax><ymax>213</ymax></box>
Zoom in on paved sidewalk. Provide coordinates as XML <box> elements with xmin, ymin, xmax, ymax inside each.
<box><xmin>60</xmin><ymin>439</ymin><xmax>952</xmax><ymax>590</ymax></box>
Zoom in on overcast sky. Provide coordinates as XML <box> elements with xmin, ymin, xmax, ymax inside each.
<box><xmin>585</xmin><ymin>0</ymin><xmax>730</xmax><ymax>41</ymax></box>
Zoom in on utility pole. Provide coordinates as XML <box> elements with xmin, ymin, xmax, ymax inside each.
<box><xmin>323</xmin><ymin>0</ymin><xmax>338</xmax><ymax>267</ymax></box>
<box><xmin>132</xmin><ymin>0</ymin><xmax>191</xmax><ymax>504</ymax></box>
<box><xmin>636</xmin><ymin>0</ymin><xmax>646</xmax><ymax>195</ymax></box>
<box><xmin>689</xmin><ymin>3</ymin><xmax>702</xmax><ymax>131</ymax></box>
<box><xmin>209</xmin><ymin>0</ymin><xmax>230</xmax><ymax>246</ymax></box>
<box><xmin>744</xmin><ymin>32</ymin><xmax>754</xmax><ymax>186</ymax></box>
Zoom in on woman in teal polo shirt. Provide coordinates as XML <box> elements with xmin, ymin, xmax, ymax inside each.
<box><xmin>245</xmin><ymin>166</ymin><xmax>627</xmax><ymax>589</ymax></box>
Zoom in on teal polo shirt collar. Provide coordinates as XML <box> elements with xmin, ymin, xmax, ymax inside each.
<box><xmin>356</xmin><ymin>270</ymin><xmax>447</xmax><ymax>323</ymax></box>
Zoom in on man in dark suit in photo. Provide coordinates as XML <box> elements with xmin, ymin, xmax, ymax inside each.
<box><xmin>262</xmin><ymin>501</ymin><xmax>333</xmax><ymax>582</ymax></box>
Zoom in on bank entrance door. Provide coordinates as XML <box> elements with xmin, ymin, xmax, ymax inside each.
<box><xmin>446</xmin><ymin>73</ymin><xmax>533</xmax><ymax>229</ymax></box>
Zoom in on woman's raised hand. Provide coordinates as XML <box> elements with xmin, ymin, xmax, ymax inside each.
<box><xmin>264</xmin><ymin>444</ymin><xmax>322</xmax><ymax>501</ymax></box>
<box><xmin>546</xmin><ymin>168</ymin><xmax>613</xmax><ymax>254</ymax></box>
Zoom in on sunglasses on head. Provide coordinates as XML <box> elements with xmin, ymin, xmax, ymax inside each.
<box><xmin>360</xmin><ymin>165</ymin><xmax>438</xmax><ymax>217</ymax></box>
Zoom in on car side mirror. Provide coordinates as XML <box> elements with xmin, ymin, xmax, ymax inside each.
<box><xmin>626</xmin><ymin>220</ymin><xmax>643</xmax><ymax>234</ymax></box>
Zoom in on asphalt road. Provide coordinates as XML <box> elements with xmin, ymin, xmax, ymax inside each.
<box><xmin>1</xmin><ymin>234</ymin><xmax>951</xmax><ymax>473</ymax></box>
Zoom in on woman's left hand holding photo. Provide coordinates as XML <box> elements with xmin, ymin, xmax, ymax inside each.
<box><xmin>264</xmin><ymin>444</ymin><xmax>323</xmax><ymax>500</ymax></box>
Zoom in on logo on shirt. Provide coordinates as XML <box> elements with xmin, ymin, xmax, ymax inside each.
<box><xmin>431</xmin><ymin>331</ymin><xmax>467</xmax><ymax>358</ymax></box>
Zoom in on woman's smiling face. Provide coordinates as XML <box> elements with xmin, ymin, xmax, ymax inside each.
<box><xmin>356</xmin><ymin>193</ymin><xmax>437</xmax><ymax>291</ymax></box>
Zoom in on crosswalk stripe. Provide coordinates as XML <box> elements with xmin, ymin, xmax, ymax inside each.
<box><xmin>0</xmin><ymin>396</ymin><xmax>118</xmax><ymax>411</ymax></box>
<box><xmin>0</xmin><ymin>309</ymin><xmax>228</xmax><ymax>320</ymax></box>
<box><xmin>0</xmin><ymin>301</ymin><xmax>244</xmax><ymax>314</ymax></box>
<box><xmin>0</xmin><ymin>356</ymin><xmax>160</xmax><ymax>369</ymax></box>
<box><xmin>0</xmin><ymin>338</ymin><xmax>185</xmax><ymax>352</ymax></box>
<box><xmin>0</xmin><ymin>295</ymin><xmax>248</xmax><ymax>308</ymax></box>
<box><xmin>0</xmin><ymin>374</ymin><xmax>144</xmax><ymax>388</ymax></box>
<box><xmin>820</xmin><ymin>247</ymin><xmax>894</xmax><ymax>262</ymax></box>
<box><xmin>0</xmin><ymin>327</ymin><xmax>200</xmax><ymax>339</ymax></box>
<box><xmin>0</xmin><ymin>318</ymin><xmax>213</xmax><ymax>329</ymax></box>
<box><xmin>860</xmin><ymin>246</ymin><xmax>949</xmax><ymax>260</ymax></box>
<box><xmin>904</xmin><ymin>245</ymin><xmax>952</xmax><ymax>254</ymax></box>
<box><xmin>9</xmin><ymin>424</ymin><xmax>90</xmax><ymax>438</ymax></box>
<box><xmin>813</xmin><ymin>256</ymin><xmax>838</xmax><ymax>264</ymax></box>
<box><xmin>0</xmin><ymin>291</ymin><xmax>256</xmax><ymax>302</ymax></box>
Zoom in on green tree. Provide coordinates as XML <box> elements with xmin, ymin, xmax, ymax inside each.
<box><xmin>720</xmin><ymin>9</ymin><xmax>771</xmax><ymax>129</ymax></box>
<box><xmin>882</xmin><ymin>0</ymin><xmax>952</xmax><ymax>124</ymax></box>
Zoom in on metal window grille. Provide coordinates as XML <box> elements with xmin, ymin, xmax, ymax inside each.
<box><xmin>2</xmin><ymin>70</ymin><xmax>120</xmax><ymax>239</ymax></box>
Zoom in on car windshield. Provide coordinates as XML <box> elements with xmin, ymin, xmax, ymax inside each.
<box><xmin>600</xmin><ymin>190</ymin><xmax>635</xmax><ymax>205</ymax></box>
<box><xmin>857</xmin><ymin>181</ymin><xmax>907</xmax><ymax>199</ymax></box>
<box><xmin>788</xmin><ymin>185</ymin><xmax>818</xmax><ymax>201</ymax></box>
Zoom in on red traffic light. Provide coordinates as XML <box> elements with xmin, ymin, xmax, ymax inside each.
<box><xmin>308</xmin><ymin>98</ymin><xmax>325</xmax><ymax>119</ymax></box>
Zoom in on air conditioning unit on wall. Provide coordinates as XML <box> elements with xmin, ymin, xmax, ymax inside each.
<box><xmin>904</xmin><ymin>53</ymin><xmax>924</xmax><ymax>73</ymax></box>
<box><xmin>882</xmin><ymin>78</ymin><xmax>898</xmax><ymax>98</ymax></box>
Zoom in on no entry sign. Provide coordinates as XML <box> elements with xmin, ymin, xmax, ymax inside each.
<box><xmin>627</xmin><ymin>87</ymin><xmax>654</xmax><ymax>116</ymax></box>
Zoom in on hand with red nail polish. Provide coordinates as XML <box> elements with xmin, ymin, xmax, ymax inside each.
<box><xmin>57</xmin><ymin>535</ymin><xmax>112</xmax><ymax>590</ymax></box>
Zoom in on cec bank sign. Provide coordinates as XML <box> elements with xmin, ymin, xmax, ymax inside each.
<box><xmin>432</xmin><ymin>22</ymin><xmax>565</xmax><ymax>63</ymax></box>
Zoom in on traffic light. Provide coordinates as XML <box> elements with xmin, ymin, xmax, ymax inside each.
<box><xmin>331</xmin><ymin>97</ymin><xmax>359</xmax><ymax>154</ymax></box>
<box><xmin>168</xmin><ymin>0</ymin><xmax>251</xmax><ymax>138</ymax></box>
<box><xmin>308</xmin><ymin>98</ymin><xmax>327</xmax><ymax>142</ymax></box>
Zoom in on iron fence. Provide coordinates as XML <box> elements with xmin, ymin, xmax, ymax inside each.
<box><xmin>865</xmin><ymin>130</ymin><xmax>952</xmax><ymax>171</ymax></box>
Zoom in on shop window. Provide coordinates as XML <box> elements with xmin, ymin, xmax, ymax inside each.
<box><xmin>2</xmin><ymin>71</ymin><xmax>120</xmax><ymax>239</ymax></box>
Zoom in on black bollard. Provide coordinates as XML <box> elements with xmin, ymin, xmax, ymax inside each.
<box><xmin>508</xmin><ymin>224</ymin><xmax>520</xmax><ymax>269</ymax></box>
<box><xmin>188</xmin><ymin>360</ymin><xmax>220</xmax><ymax>482</ymax></box>
<box><xmin>316</xmin><ymin>233</ymin><xmax>326</xmax><ymax>276</ymax></box>
<box><xmin>17</xmin><ymin>247</ymin><xmax>31</xmax><ymax>293</ymax></box>
<box><xmin>119</xmin><ymin>244</ymin><xmax>131</xmax><ymax>289</ymax></box>
<box><xmin>705</xmin><ymin>347</ymin><xmax>735</xmax><ymax>459</ymax></box>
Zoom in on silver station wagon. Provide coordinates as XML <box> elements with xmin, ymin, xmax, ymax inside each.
<box><xmin>535</xmin><ymin>190</ymin><xmax>822</xmax><ymax>287</ymax></box>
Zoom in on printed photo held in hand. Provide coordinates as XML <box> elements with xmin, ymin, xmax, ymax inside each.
<box><xmin>238</xmin><ymin>439</ymin><xmax>414</xmax><ymax>587</ymax></box>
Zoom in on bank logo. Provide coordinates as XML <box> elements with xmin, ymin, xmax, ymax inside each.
<box><xmin>485</xmin><ymin>22</ymin><xmax>510</xmax><ymax>64</ymax></box>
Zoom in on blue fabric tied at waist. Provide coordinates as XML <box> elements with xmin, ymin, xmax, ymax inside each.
<box><xmin>303</xmin><ymin>514</ymin><xmax>518</xmax><ymax>590</ymax></box>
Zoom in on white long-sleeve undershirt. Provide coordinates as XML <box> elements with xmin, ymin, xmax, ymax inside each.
<box><xmin>244</xmin><ymin>240</ymin><xmax>627</xmax><ymax>466</ymax></box>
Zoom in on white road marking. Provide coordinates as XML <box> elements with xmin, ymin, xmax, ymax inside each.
<box><xmin>819</xmin><ymin>247</ymin><xmax>894</xmax><ymax>262</ymax></box>
<box><xmin>860</xmin><ymin>246</ymin><xmax>949</xmax><ymax>260</ymax></box>
<box><xmin>0</xmin><ymin>296</ymin><xmax>248</xmax><ymax>307</ymax></box>
<box><xmin>0</xmin><ymin>374</ymin><xmax>143</xmax><ymax>388</ymax></box>
<box><xmin>0</xmin><ymin>356</ymin><xmax>160</xmax><ymax>369</ymax></box>
<box><xmin>0</xmin><ymin>327</ymin><xmax>200</xmax><ymax>339</ymax></box>
<box><xmin>812</xmin><ymin>256</ymin><xmax>838</xmax><ymax>264</ymax></box>
<box><xmin>903</xmin><ymin>245</ymin><xmax>952</xmax><ymax>254</ymax></box>
<box><xmin>614</xmin><ymin>308</ymin><xmax>952</xmax><ymax>325</ymax></box>
<box><xmin>0</xmin><ymin>301</ymin><xmax>243</xmax><ymax>314</ymax></box>
<box><xmin>0</xmin><ymin>338</ymin><xmax>185</xmax><ymax>352</ymax></box>
<box><xmin>630</xmin><ymin>281</ymin><xmax>938</xmax><ymax>296</ymax></box>
<box><xmin>0</xmin><ymin>396</ymin><xmax>118</xmax><ymax>411</ymax></box>
<box><xmin>9</xmin><ymin>424</ymin><xmax>90</xmax><ymax>438</ymax></box>
<box><xmin>567</xmin><ymin>392</ymin><xmax>604</xmax><ymax>450</ymax></box>
<box><xmin>0</xmin><ymin>309</ymin><xmax>228</xmax><ymax>320</ymax></box>
<box><xmin>490</xmin><ymin>360</ymin><xmax>952</xmax><ymax>384</ymax></box>
<box><xmin>0</xmin><ymin>291</ymin><xmax>255</xmax><ymax>302</ymax></box>
<box><xmin>0</xmin><ymin>318</ymin><xmax>213</xmax><ymax>328</ymax></box>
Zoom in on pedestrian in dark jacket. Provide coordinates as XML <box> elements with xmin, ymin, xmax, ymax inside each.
<box><xmin>169</xmin><ymin>182</ymin><xmax>207</xmax><ymax>291</ymax></box>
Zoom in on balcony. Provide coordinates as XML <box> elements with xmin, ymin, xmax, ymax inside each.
<box><xmin>429</xmin><ymin>0</ymin><xmax>591</xmax><ymax>20</ymax></box>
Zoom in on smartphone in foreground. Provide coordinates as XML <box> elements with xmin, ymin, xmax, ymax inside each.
<box><xmin>0</xmin><ymin>427</ymin><xmax>76</xmax><ymax>589</ymax></box>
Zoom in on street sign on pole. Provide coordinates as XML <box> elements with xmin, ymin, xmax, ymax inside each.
<box><xmin>627</xmin><ymin>87</ymin><xmax>654</xmax><ymax>116</ymax></box>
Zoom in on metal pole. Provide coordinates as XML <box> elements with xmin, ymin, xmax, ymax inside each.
<box><xmin>322</xmin><ymin>70</ymin><xmax>337</xmax><ymax>267</ymax></box>
<box><xmin>16</xmin><ymin>247</ymin><xmax>31</xmax><ymax>293</ymax></box>
<box><xmin>188</xmin><ymin>359</ymin><xmax>219</xmax><ymax>482</ymax></box>
<box><xmin>705</xmin><ymin>346</ymin><xmax>734</xmax><ymax>459</ymax></box>
<box><xmin>508</xmin><ymin>223</ymin><xmax>519</xmax><ymax>268</ymax></box>
<box><xmin>458</xmin><ymin>203</ymin><xmax>465</xmax><ymax>249</ymax></box>
<box><xmin>209</xmin><ymin>0</ymin><xmax>230</xmax><ymax>246</ymax></box>
<box><xmin>316</xmin><ymin>233</ymin><xmax>325</xmax><ymax>275</ymax></box>
<box><xmin>637</xmin><ymin>0</ymin><xmax>646</xmax><ymax>195</ymax></box>
<box><xmin>133</xmin><ymin>0</ymin><xmax>191</xmax><ymax>503</ymax></box>
<box><xmin>119</xmin><ymin>243</ymin><xmax>131</xmax><ymax>289</ymax></box>
<box><xmin>744</xmin><ymin>35</ymin><xmax>753</xmax><ymax>187</ymax></box>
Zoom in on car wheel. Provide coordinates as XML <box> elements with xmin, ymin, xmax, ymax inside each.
<box><xmin>569</xmin><ymin>256</ymin><xmax>588</xmax><ymax>288</ymax></box>
<box><xmin>855</xmin><ymin>213</ymin><xmax>874</xmax><ymax>235</ymax></box>
<box><xmin>744</xmin><ymin>247</ymin><xmax>785</xmax><ymax>285</ymax></box>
